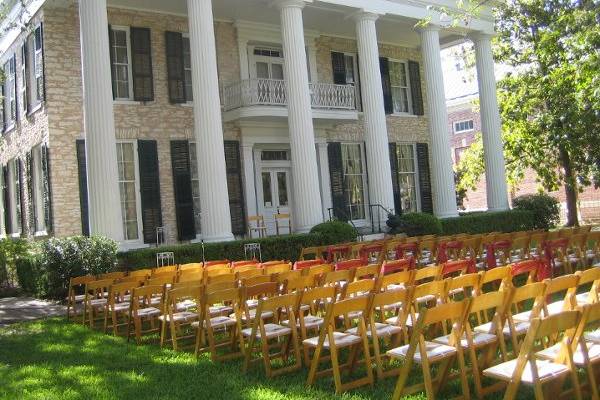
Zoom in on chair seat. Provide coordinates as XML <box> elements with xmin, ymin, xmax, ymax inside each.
<box><xmin>196</xmin><ymin>315</ymin><xmax>237</xmax><ymax>330</ymax></box>
<box><xmin>241</xmin><ymin>323</ymin><xmax>291</xmax><ymax>339</ymax></box>
<box><xmin>381</xmin><ymin>301</ymin><xmax>405</xmax><ymax>311</ymax></box>
<box><xmin>236</xmin><ymin>309</ymin><xmax>274</xmax><ymax>322</ymax></box>
<box><xmin>387</xmin><ymin>341</ymin><xmax>456</xmax><ymax>363</ymax></box>
<box><xmin>346</xmin><ymin>322</ymin><xmax>402</xmax><ymax>338</ymax></box>
<box><xmin>386</xmin><ymin>313</ymin><xmax>416</xmax><ymax>327</ymax></box>
<box><xmin>71</xmin><ymin>294</ymin><xmax>85</xmax><ymax>302</ymax></box>
<box><xmin>536</xmin><ymin>341</ymin><xmax>600</xmax><ymax>365</ymax></box>
<box><xmin>246</xmin><ymin>299</ymin><xmax>259</xmax><ymax>309</ymax></box>
<box><xmin>585</xmin><ymin>330</ymin><xmax>600</xmax><ymax>344</ymax></box>
<box><xmin>150</xmin><ymin>296</ymin><xmax>162</xmax><ymax>306</ymax></box>
<box><xmin>209</xmin><ymin>305</ymin><xmax>233</xmax><ymax>316</ymax></box>
<box><xmin>135</xmin><ymin>307</ymin><xmax>161</xmax><ymax>317</ymax></box>
<box><xmin>475</xmin><ymin>320</ymin><xmax>528</xmax><ymax>337</ymax></box>
<box><xmin>415</xmin><ymin>294</ymin><xmax>436</xmax><ymax>304</ymax></box>
<box><xmin>303</xmin><ymin>331</ymin><xmax>362</xmax><ymax>349</ymax></box>
<box><xmin>576</xmin><ymin>292</ymin><xmax>594</xmax><ymax>304</ymax></box>
<box><xmin>110</xmin><ymin>302</ymin><xmax>130</xmax><ymax>312</ymax></box>
<box><xmin>282</xmin><ymin>315</ymin><xmax>324</xmax><ymax>330</ymax></box>
<box><xmin>89</xmin><ymin>298</ymin><xmax>107</xmax><ymax>307</ymax></box>
<box><xmin>483</xmin><ymin>359</ymin><xmax>570</xmax><ymax>384</ymax></box>
<box><xmin>512</xmin><ymin>310</ymin><xmax>532</xmax><ymax>322</ymax></box>
<box><xmin>434</xmin><ymin>331</ymin><xmax>497</xmax><ymax>348</ymax></box>
<box><xmin>339</xmin><ymin>310</ymin><xmax>362</xmax><ymax>320</ymax></box>
<box><xmin>158</xmin><ymin>311</ymin><xmax>198</xmax><ymax>322</ymax></box>
<box><xmin>176</xmin><ymin>299</ymin><xmax>197</xmax><ymax>311</ymax></box>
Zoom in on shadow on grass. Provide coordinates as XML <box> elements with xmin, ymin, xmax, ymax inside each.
<box><xmin>0</xmin><ymin>319</ymin><xmax>535</xmax><ymax>400</ymax></box>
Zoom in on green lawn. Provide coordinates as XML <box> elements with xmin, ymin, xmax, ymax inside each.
<box><xmin>0</xmin><ymin>318</ymin><xmax>536</xmax><ymax>400</ymax></box>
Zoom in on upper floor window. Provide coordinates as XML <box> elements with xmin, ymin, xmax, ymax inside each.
<box><xmin>331</xmin><ymin>52</ymin><xmax>361</xmax><ymax>110</ymax></box>
<box><xmin>110</xmin><ymin>26</ymin><xmax>133</xmax><ymax>100</ymax></box>
<box><xmin>251</xmin><ymin>46</ymin><xmax>284</xmax><ymax>81</ymax></box>
<box><xmin>454</xmin><ymin>119</ymin><xmax>474</xmax><ymax>134</ymax></box>
<box><xmin>3</xmin><ymin>56</ymin><xmax>16</xmax><ymax>128</ymax></box>
<box><xmin>389</xmin><ymin>60</ymin><xmax>411</xmax><ymax>114</ymax></box>
<box><xmin>182</xmin><ymin>35</ymin><xmax>193</xmax><ymax>102</ymax></box>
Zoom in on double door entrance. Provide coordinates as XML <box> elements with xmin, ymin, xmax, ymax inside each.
<box><xmin>258</xmin><ymin>167</ymin><xmax>292</xmax><ymax>236</ymax></box>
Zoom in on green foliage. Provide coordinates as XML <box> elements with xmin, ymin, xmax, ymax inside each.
<box><xmin>387</xmin><ymin>213</ymin><xmax>443</xmax><ymax>237</ymax></box>
<box><xmin>441</xmin><ymin>210</ymin><xmax>537</xmax><ymax>235</ymax></box>
<box><xmin>118</xmin><ymin>233</ymin><xmax>329</xmax><ymax>270</ymax></box>
<box><xmin>37</xmin><ymin>236</ymin><xmax>118</xmax><ymax>299</ymax></box>
<box><xmin>512</xmin><ymin>193</ymin><xmax>560</xmax><ymax>230</ymax></box>
<box><xmin>0</xmin><ymin>238</ymin><xmax>31</xmax><ymax>287</ymax></box>
<box><xmin>309</xmin><ymin>221</ymin><xmax>358</xmax><ymax>244</ymax></box>
<box><xmin>15</xmin><ymin>256</ymin><xmax>39</xmax><ymax>294</ymax></box>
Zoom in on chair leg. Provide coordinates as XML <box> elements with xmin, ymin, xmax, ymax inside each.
<box><xmin>170</xmin><ymin>321</ymin><xmax>178</xmax><ymax>351</ymax></box>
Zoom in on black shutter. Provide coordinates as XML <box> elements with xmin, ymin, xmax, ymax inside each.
<box><xmin>416</xmin><ymin>143</ymin><xmax>433</xmax><ymax>214</ymax></box>
<box><xmin>331</xmin><ymin>52</ymin><xmax>346</xmax><ymax>85</ymax></box>
<box><xmin>3</xmin><ymin>166</ymin><xmax>10</xmax><ymax>234</ymax></box>
<box><xmin>389</xmin><ymin>143</ymin><xmax>402</xmax><ymax>215</ymax></box>
<box><xmin>327</xmin><ymin>142</ymin><xmax>347</xmax><ymax>221</ymax></box>
<box><xmin>22</xmin><ymin>41</ymin><xmax>28</xmax><ymax>115</ymax></box>
<box><xmin>379</xmin><ymin>57</ymin><xmax>393</xmax><ymax>115</ymax></box>
<box><xmin>76</xmin><ymin>140</ymin><xmax>90</xmax><ymax>236</ymax></box>
<box><xmin>165</xmin><ymin>31</ymin><xmax>186</xmax><ymax>104</ymax></box>
<box><xmin>35</xmin><ymin>24</ymin><xmax>45</xmax><ymax>102</ymax></box>
<box><xmin>17</xmin><ymin>158</ymin><xmax>26</xmax><ymax>235</ymax></box>
<box><xmin>138</xmin><ymin>140</ymin><xmax>162</xmax><ymax>244</ymax></box>
<box><xmin>0</xmin><ymin>85</ymin><xmax>4</xmax><ymax>133</ymax></box>
<box><xmin>41</xmin><ymin>144</ymin><xmax>53</xmax><ymax>233</ymax></box>
<box><xmin>408</xmin><ymin>61</ymin><xmax>424</xmax><ymax>116</ymax></box>
<box><xmin>108</xmin><ymin>25</ymin><xmax>116</xmax><ymax>100</ymax></box>
<box><xmin>26</xmin><ymin>151</ymin><xmax>35</xmax><ymax>233</ymax></box>
<box><xmin>130</xmin><ymin>27</ymin><xmax>154</xmax><ymax>102</ymax></box>
<box><xmin>224</xmin><ymin>141</ymin><xmax>246</xmax><ymax>236</ymax></box>
<box><xmin>170</xmin><ymin>140</ymin><xmax>196</xmax><ymax>241</ymax></box>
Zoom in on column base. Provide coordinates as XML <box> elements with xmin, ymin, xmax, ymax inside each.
<box><xmin>200</xmin><ymin>232</ymin><xmax>236</xmax><ymax>243</ymax></box>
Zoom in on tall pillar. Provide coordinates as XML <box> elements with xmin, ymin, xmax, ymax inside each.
<box><xmin>418</xmin><ymin>25</ymin><xmax>458</xmax><ymax>218</ymax></box>
<box><xmin>241</xmin><ymin>143</ymin><xmax>258</xmax><ymax>218</ymax></box>
<box><xmin>187</xmin><ymin>0</ymin><xmax>234</xmax><ymax>242</ymax></box>
<box><xmin>354</xmin><ymin>12</ymin><xmax>395</xmax><ymax>220</ymax></box>
<box><xmin>277</xmin><ymin>0</ymin><xmax>323</xmax><ymax>233</ymax></box>
<box><xmin>79</xmin><ymin>0</ymin><xmax>123</xmax><ymax>240</ymax></box>
<box><xmin>471</xmin><ymin>32</ymin><xmax>509</xmax><ymax>211</ymax></box>
<box><xmin>316</xmin><ymin>141</ymin><xmax>333</xmax><ymax>220</ymax></box>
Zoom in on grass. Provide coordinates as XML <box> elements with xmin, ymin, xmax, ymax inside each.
<box><xmin>0</xmin><ymin>318</ymin><xmax>540</xmax><ymax>400</ymax></box>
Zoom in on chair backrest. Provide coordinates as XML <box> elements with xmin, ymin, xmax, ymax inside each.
<box><xmin>577</xmin><ymin>266</ymin><xmax>600</xmax><ymax>285</ymax></box>
<box><xmin>204</xmin><ymin>264</ymin><xmax>231</xmax><ymax>272</ymax></box>
<box><xmin>233</xmin><ymin>264</ymin><xmax>261</xmax><ymax>273</ymax></box>
<box><xmin>461</xmin><ymin>236</ymin><xmax>482</xmax><ymax>260</ymax></box>
<box><xmin>203</xmin><ymin>287</ymin><xmax>241</xmax><ymax>318</ymax></box>
<box><xmin>293</xmin><ymin>259</ymin><xmax>324</xmax><ymax>270</ymax></box>
<box><xmin>130</xmin><ymin>285</ymin><xmax>164</xmax><ymax>311</ymax></box>
<box><xmin>544</xmin><ymin>274</ymin><xmax>580</xmax><ymax>313</ymax></box>
<box><xmin>413</xmin><ymin>280</ymin><xmax>446</xmax><ymax>308</ymax></box>
<box><xmin>322</xmin><ymin>269</ymin><xmax>353</xmax><ymax>286</ymax></box>
<box><xmin>242</xmin><ymin>275</ymin><xmax>273</xmax><ymax>287</ymax></box>
<box><xmin>328</xmin><ymin>296</ymin><xmax>370</xmax><ymax>323</ymax></box>
<box><xmin>414</xmin><ymin>265</ymin><xmax>441</xmax><ymax>284</ymax></box>
<box><xmin>394</xmin><ymin>241</ymin><xmax>419</xmax><ymax>260</ymax></box>
<box><xmin>354</xmin><ymin>264</ymin><xmax>380</xmax><ymax>280</ymax></box>
<box><xmin>439</xmin><ymin>259</ymin><xmax>475</xmax><ymax>279</ymax></box>
<box><xmin>108</xmin><ymin>281</ymin><xmax>139</xmax><ymax>305</ymax></box>
<box><xmin>146</xmin><ymin>275</ymin><xmax>176</xmax><ymax>287</ymax></box>
<box><xmin>377</xmin><ymin>270</ymin><xmax>414</xmax><ymax>291</ymax></box>
<box><xmin>274</xmin><ymin>270</ymin><xmax>302</xmax><ymax>285</ymax></box>
<box><xmin>468</xmin><ymin>289</ymin><xmax>511</xmax><ymax>323</ymax></box>
<box><xmin>178</xmin><ymin>270</ymin><xmax>204</xmax><ymax>283</ymax></box>
<box><xmin>479</xmin><ymin>266</ymin><xmax>511</xmax><ymax>292</ymax></box>
<box><xmin>247</xmin><ymin>215</ymin><xmax>265</xmax><ymax>227</ymax></box>
<box><xmin>179</xmin><ymin>262</ymin><xmax>202</xmax><ymax>271</ymax></box>
<box><xmin>510</xmin><ymin>259</ymin><xmax>543</xmax><ymax>285</ymax></box>
<box><xmin>70</xmin><ymin>275</ymin><xmax>95</xmax><ymax>287</ymax></box>
<box><xmin>445</xmin><ymin>273</ymin><xmax>481</xmax><ymax>301</ymax></box>
<box><xmin>303</xmin><ymin>264</ymin><xmax>334</xmax><ymax>282</ymax></box>
<box><xmin>334</xmin><ymin>258</ymin><xmax>366</xmax><ymax>271</ymax></box>
<box><xmin>341</xmin><ymin>279</ymin><xmax>375</xmax><ymax>299</ymax></box>
<box><xmin>326</xmin><ymin>245</ymin><xmax>352</xmax><ymax>263</ymax></box>
<box><xmin>380</xmin><ymin>258</ymin><xmax>415</xmax><ymax>275</ymax></box>
<box><xmin>204</xmin><ymin>260</ymin><xmax>230</xmax><ymax>267</ymax></box>
<box><xmin>283</xmin><ymin>275</ymin><xmax>314</xmax><ymax>293</ymax></box>
<box><xmin>264</xmin><ymin>263</ymin><xmax>291</xmax><ymax>275</ymax></box>
<box><xmin>236</xmin><ymin>268</ymin><xmax>264</xmax><ymax>282</ymax></box>
<box><xmin>274</xmin><ymin>213</ymin><xmax>291</xmax><ymax>235</ymax></box>
<box><xmin>206</xmin><ymin>273</ymin><xmax>236</xmax><ymax>285</ymax></box>
<box><xmin>127</xmin><ymin>269</ymin><xmax>151</xmax><ymax>279</ymax></box>
<box><xmin>299</xmin><ymin>286</ymin><xmax>336</xmax><ymax>309</ymax></box>
<box><xmin>254</xmin><ymin>293</ymin><xmax>297</xmax><ymax>320</ymax></box>
<box><xmin>165</xmin><ymin>286</ymin><xmax>202</xmax><ymax>313</ymax></box>
<box><xmin>152</xmin><ymin>265</ymin><xmax>177</xmax><ymax>275</ymax></box>
<box><xmin>299</xmin><ymin>246</ymin><xmax>324</xmax><ymax>261</ymax></box>
<box><xmin>232</xmin><ymin>260</ymin><xmax>259</xmax><ymax>269</ymax></box>
<box><xmin>509</xmin><ymin>282</ymin><xmax>547</xmax><ymax>317</ymax></box>
<box><xmin>205</xmin><ymin>281</ymin><xmax>237</xmax><ymax>293</ymax></box>
<box><xmin>421</xmin><ymin>298</ymin><xmax>470</xmax><ymax>327</ymax></box>
<box><xmin>97</xmin><ymin>271</ymin><xmax>126</xmax><ymax>280</ymax></box>
<box><xmin>172</xmin><ymin>280</ymin><xmax>203</xmax><ymax>289</ymax></box>
<box><xmin>370</xmin><ymin>287</ymin><xmax>413</xmax><ymax>312</ymax></box>
<box><xmin>85</xmin><ymin>278</ymin><xmax>113</xmax><ymax>297</ymax></box>
<box><xmin>522</xmin><ymin>310</ymin><xmax>581</xmax><ymax>365</ymax></box>
<box><xmin>359</xmin><ymin>243</ymin><xmax>385</xmax><ymax>264</ymax></box>
<box><xmin>242</xmin><ymin>282</ymin><xmax>279</xmax><ymax>301</ymax></box>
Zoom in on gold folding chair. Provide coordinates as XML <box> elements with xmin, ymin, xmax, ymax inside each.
<box><xmin>483</xmin><ymin>310</ymin><xmax>583</xmax><ymax>400</ymax></box>
<box><xmin>305</xmin><ymin>296</ymin><xmax>374</xmax><ymax>394</ymax></box>
<box><xmin>104</xmin><ymin>280</ymin><xmax>140</xmax><ymax>335</ymax></box>
<box><xmin>247</xmin><ymin>215</ymin><xmax>268</xmax><ymax>238</ymax></box>
<box><xmin>128</xmin><ymin>285</ymin><xmax>164</xmax><ymax>344</ymax></box>
<box><xmin>264</xmin><ymin>263</ymin><xmax>291</xmax><ymax>276</ymax></box>
<box><xmin>354</xmin><ymin>264</ymin><xmax>380</xmax><ymax>281</ymax></box>
<box><xmin>159</xmin><ymin>285</ymin><xmax>202</xmax><ymax>351</ymax></box>
<box><xmin>127</xmin><ymin>269</ymin><xmax>151</xmax><ymax>280</ymax></box>
<box><xmin>275</xmin><ymin>213</ymin><xmax>291</xmax><ymax>235</ymax></box>
<box><xmin>505</xmin><ymin>282</ymin><xmax>548</xmax><ymax>353</ymax></box>
<box><xmin>478</xmin><ymin>266</ymin><xmax>511</xmax><ymax>294</ymax></box>
<box><xmin>242</xmin><ymin>293</ymin><xmax>302</xmax><ymax>377</ymax></box>
<box><xmin>66</xmin><ymin>275</ymin><xmax>95</xmax><ymax>321</ymax></box>
<box><xmin>389</xmin><ymin>299</ymin><xmax>472</xmax><ymax>400</ymax></box>
<box><xmin>83</xmin><ymin>278</ymin><xmax>112</xmax><ymax>328</ymax></box>
<box><xmin>97</xmin><ymin>271</ymin><xmax>126</xmax><ymax>280</ymax></box>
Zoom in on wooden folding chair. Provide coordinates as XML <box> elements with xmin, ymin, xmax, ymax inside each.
<box><xmin>275</xmin><ymin>213</ymin><xmax>291</xmax><ymax>235</ymax></box>
<box><xmin>321</xmin><ymin>269</ymin><xmax>354</xmax><ymax>289</ymax></box>
<box><xmin>103</xmin><ymin>280</ymin><xmax>140</xmax><ymax>335</ymax></box>
<box><xmin>575</xmin><ymin>266</ymin><xmax>600</xmax><ymax>305</ymax></box>
<box><xmin>438</xmin><ymin>259</ymin><xmax>476</xmax><ymax>280</ymax></box>
<box><xmin>274</xmin><ymin>270</ymin><xmax>302</xmax><ymax>288</ymax></box>
<box><xmin>302</xmin><ymin>263</ymin><xmax>333</xmax><ymax>281</ymax></box>
<box><xmin>354</xmin><ymin>264</ymin><xmax>380</xmax><ymax>281</ymax></box>
<box><xmin>478</xmin><ymin>266</ymin><xmax>511</xmax><ymax>294</ymax></box>
<box><xmin>305</xmin><ymin>296</ymin><xmax>374</xmax><ymax>393</ymax></box>
<box><xmin>483</xmin><ymin>310</ymin><xmax>583</xmax><ymax>400</ymax></box>
<box><xmin>152</xmin><ymin>265</ymin><xmax>177</xmax><ymax>276</ymax></box>
<box><xmin>338</xmin><ymin>279</ymin><xmax>376</xmax><ymax>328</ymax></box>
<box><xmin>417</xmin><ymin>238</ymin><xmax>437</xmax><ymax>266</ymax></box>
<box><xmin>264</xmin><ymin>263</ymin><xmax>291</xmax><ymax>276</ymax></box>
<box><xmin>204</xmin><ymin>260</ymin><xmax>230</xmax><ymax>267</ymax></box>
<box><xmin>505</xmin><ymin>282</ymin><xmax>548</xmax><ymax>353</ymax></box>
<box><xmin>389</xmin><ymin>299</ymin><xmax>472</xmax><ymax>400</ymax></box>
<box><xmin>566</xmin><ymin>233</ymin><xmax>588</xmax><ymax>270</ymax></box>
<box><xmin>177</xmin><ymin>270</ymin><xmax>203</xmax><ymax>284</ymax></box>
<box><xmin>414</xmin><ymin>265</ymin><xmax>441</xmax><ymax>285</ymax></box>
<box><xmin>195</xmin><ymin>287</ymin><xmax>244</xmax><ymax>362</ymax></box>
<box><xmin>510</xmin><ymin>259</ymin><xmax>543</xmax><ymax>286</ymax></box>
<box><xmin>179</xmin><ymin>262</ymin><xmax>202</xmax><ymax>271</ymax></box>
<box><xmin>159</xmin><ymin>285</ymin><xmax>202</xmax><ymax>351</ymax></box>
<box><xmin>380</xmin><ymin>258</ymin><xmax>415</xmax><ymax>275</ymax></box>
<box><xmin>205</xmin><ymin>272</ymin><xmax>236</xmax><ymax>286</ymax></box>
<box><xmin>128</xmin><ymin>285</ymin><xmax>164</xmax><ymax>345</ymax></box>
<box><xmin>444</xmin><ymin>273</ymin><xmax>480</xmax><ymax>302</ymax></box>
<box><xmin>146</xmin><ymin>274</ymin><xmax>176</xmax><ymax>289</ymax></box>
<box><xmin>66</xmin><ymin>275</ymin><xmax>95</xmax><ymax>321</ymax></box>
<box><xmin>293</xmin><ymin>259</ymin><xmax>325</xmax><ymax>271</ymax></box>
<box><xmin>242</xmin><ymin>293</ymin><xmax>302</xmax><ymax>377</ymax></box>
<box><xmin>83</xmin><ymin>278</ymin><xmax>112</xmax><ymax>328</ymax></box>
<box><xmin>97</xmin><ymin>271</ymin><xmax>126</xmax><ymax>280</ymax></box>
<box><xmin>543</xmin><ymin>274</ymin><xmax>580</xmax><ymax>316</ymax></box>
<box><xmin>127</xmin><ymin>269</ymin><xmax>151</xmax><ymax>280</ymax></box>
<box><xmin>238</xmin><ymin>282</ymin><xmax>279</xmax><ymax>327</ymax></box>
<box><xmin>299</xmin><ymin>246</ymin><xmax>325</xmax><ymax>261</ymax></box>
<box><xmin>247</xmin><ymin>215</ymin><xmax>268</xmax><ymax>238</ymax></box>
<box><xmin>377</xmin><ymin>269</ymin><xmax>415</xmax><ymax>291</ymax></box>
<box><xmin>235</xmin><ymin>268</ymin><xmax>263</xmax><ymax>284</ymax></box>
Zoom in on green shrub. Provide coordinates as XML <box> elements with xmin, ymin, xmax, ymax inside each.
<box><xmin>15</xmin><ymin>255</ymin><xmax>40</xmax><ymax>294</ymax></box>
<box><xmin>387</xmin><ymin>213</ymin><xmax>443</xmax><ymax>236</ymax></box>
<box><xmin>309</xmin><ymin>221</ymin><xmax>358</xmax><ymax>244</ymax></box>
<box><xmin>118</xmin><ymin>233</ymin><xmax>328</xmax><ymax>270</ymax></box>
<box><xmin>37</xmin><ymin>236</ymin><xmax>118</xmax><ymax>299</ymax></box>
<box><xmin>441</xmin><ymin>210</ymin><xmax>537</xmax><ymax>235</ymax></box>
<box><xmin>512</xmin><ymin>193</ymin><xmax>560</xmax><ymax>230</ymax></box>
<box><xmin>0</xmin><ymin>238</ymin><xmax>31</xmax><ymax>288</ymax></box>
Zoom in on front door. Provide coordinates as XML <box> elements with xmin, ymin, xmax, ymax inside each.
<box><xmin>259</xmin><ymin>167</ymin><xmax>292</xmax><ymax>235</ymax></box>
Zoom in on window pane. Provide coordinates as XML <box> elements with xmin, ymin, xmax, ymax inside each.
<box><xmin>114</xmin><ymin>30</ymin><xmax>127</xmax><ymax>46</ymax></box>
<box><xmin>277</xmin><ymin>172</ymin><xmax>288</xmax><ymax>207</ymax></box>
<box><xmin>256</xmin><ymin>62</ymin><xmax>269</xmax><ymax>79</ymax></box>
<box><xmin>344</xmin><ymin>55</ymin><xmax>355</xmax><ymax>85</ymax></box>
<box><xmin>262</xmin><ymin>172</ymin><xmax>272</xmax><ymax>207</ymax></box>
<box><xmin>399</xmin><ymin>174</ymin><xmax>418</xmax><ymax>213</ymax></box>
<box><xmin>341</xmin><ymin>144</ymin><xmax>365</xmax><ymax>220</ymax></box>
<box><xmin>117</xmin><ymin>143</ymin><xmax>139</xmax><ymax>241</ymax></box>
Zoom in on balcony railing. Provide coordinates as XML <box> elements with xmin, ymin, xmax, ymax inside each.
<box><xmin>222</xmin><ymin>78</ymin><xmax>356</xmax><ymax>112</ymax></box>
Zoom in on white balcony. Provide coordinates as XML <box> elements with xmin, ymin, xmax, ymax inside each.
<box><xmin>222</xmin><ymin>78</ymin><xmax>359</xmax><ymax>122</ymax></box>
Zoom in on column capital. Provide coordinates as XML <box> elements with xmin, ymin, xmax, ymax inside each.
<box><xmin>415</xmin><ymin>23</ymin><xmax>441</xmax><ymax>34</ymax></box>
<box><xmin>468</xmin><ymin>31</ymin><xmax>496</xmax><ymax>43</ymax></box>
<box><xmin>273</xmin><ymin>0</ymin><xmax>311</xmax><ymax>11</ymax></box>
<box><xmin>352</xmin><ymin>11</ymin><xmax>380</xmax><ymax>23</ymax></box>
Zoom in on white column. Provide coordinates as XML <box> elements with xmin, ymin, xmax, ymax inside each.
<box><xmin>79</xmin><ymin>0</ymin><xmax>123</xmax><ymax>240</ymax></box>
<box><xmin>187</xmin><ymin>0</ymin><xmax>234</xmax><ymax>242</ymax></box>
<box><xmin>241</xmin><ymin>143</ymin><xmax>258</xmax><ymax>218</ymax></box>
<box><xmin>316</xmin><ymin>141</ymin><xmax>333</xmax><ymax>220</ymax></box>
<box><xmin>471</xmin><ymin>32</ymin><xmax>509</xmax><ymax>211</ymax></box>
<box><xmin>418</xmin><ymin>25</ymin><xmax>458</xmax><ymax>218</ymax></box>
<box><xmin>277</xmin><ymin>0</ymin><xmax>323</xmax><ymax>233</ymax></box>
<box><xmin>354</xmin><ymin>12</ymin><xmax>395</xmax><ymax>220</ymax></box>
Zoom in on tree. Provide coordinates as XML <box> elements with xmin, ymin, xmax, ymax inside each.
<box><xmin>457</xmin><ymin>0</ymin><xmax>600</xmax><ymax>226</ymax></box>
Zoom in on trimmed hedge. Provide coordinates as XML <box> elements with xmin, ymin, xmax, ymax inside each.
<box><xmin>513</xmin><ymin>193</ymin><xmax>560</xmax><ymax>230</ymax></box>
<box><xmin>386</xmin><ymin>213</ymin><xmax>443</xmax><ymax>236</ymax></box>
<box><xmin>441</xmin><ymin>210</ymin><xmax>537</xmax><ymax>235</ymax></box>
<box><xmin>119</xmin><ymin>233</ymin><xmax>331</xmax><ymax>270</ymax></box>
<box><xmin>310</xmin><ymin>221</ymin><xmax>358</xmax><ymax>244</ymax></box>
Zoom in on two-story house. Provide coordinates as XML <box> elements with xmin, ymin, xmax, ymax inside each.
<box><xmin>0</xmin><ymin>0</ymin><xmax>509</xmax><ymax>249</ymax></box>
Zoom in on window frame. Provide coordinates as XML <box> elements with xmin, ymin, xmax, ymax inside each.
<box><xmin>454</xmin><ymin>119</ymin><xmax>474</xmax><ymax>134</ymax></box>
<box><xmin>396</xmin><ymin>143</ymin><xmax>421</xmax><ymax>213</ymax></box>
<box><xmin>110</xmin><ymin>25</ymin><xmax>135</xmax><ymax>101</ymax></box>
<box><xmin>332</xmin><ymin>51</ymin><xmax>361</xmax><ymax>111</ymax></box>
<box><xmin>4</xmin><ymin>58</ymin><xmax>16</xmax><ymax>130</ymax></box>
<box><xmin>31</xmin><ymin>145</ymin><xmax>46</xmax><ymax>234</ymax></box>
<box><xmin>20</xmin><ymin>44</ymin><xmax>27</xmax><ymax>117</ymax></box>
<box><xmin>340</xmin><ymin>142</ymin><xmax>369</xmax><ymax>223</ymax></box>
<box><xmin>8</xmin><ymin>159</ymin><xmax>21</xmax><ymax>236</ymax></box>
<box><xmin>181</xmin><ymin>33</ymin><xmax>193</xmax><ymax>103</ymax></box>
<box><xmin>116</xmin><ymin>140</ymin><xmax>144</xmax><ymax>244</ymax></box>
<box><xmin>188</xmin><ymin>141</ymin><xmax>202</xmax><ymax>237</ymax></box>
<box><xmin>388</xmin><ymin>59</ymin><xmax>413</xmax><ymax>116</ymax></box>
<box><xmin>249</xmin><ymin>45</ymin><xmax>285</xmax><ymax>81</ymax></box>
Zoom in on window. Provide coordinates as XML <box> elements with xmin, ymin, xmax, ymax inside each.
<box><xmin>8</xmin><ymin>159</ymin><xmax>21</xmax><ymax>234</ymax></box>
<box><xmin>341</xmin><ymin>144</ymin><xmax>366</xmax><ymax>220</ymax></box>
<box><xmin>331</xmin><ymin>52</ymin><xmax>361</xmax><ymax>109</ymax></box>
<box><xmin>0</xmin><ymin>167</ymin><xmax>4</xmax><ymax>235</ymax></box>
<box><xmin>20</xmin><ymin>44</ymin><xmax>27</xmax><ymax>116</ymax></box>
<box><xmin>253</xmin><ymin>46</ymin><xmax>284</xmax><ymax>80</ymax></box>
<box><xmin>182</xmin><ymin>36</ymin><xmax>193</xmax><ymax>102</ymax></box>
<box><xmin>253</xmin><ymin>48</ymin><xmax>282</xmax><ymax>58</ymax></box>
<box><xmin>110</xmin><ymin>27</ymin><xmax>133</xmax><ymax>100</ymax></box>
<box><xmin>116</xmin><ymin>142</ymin><xmax>141</xmax><ymax>241</ymax></box>
<box><xmin>188</xmin><ymin>142</ymin><xmax>201</xmax><ymax>234</ymax></box>
<box><xmin>31</xmin><ymin>145</ymin><xmax>46</xmax><ymax>232</ymax></box>
<box><xmin>396</xmin><ymin>144</ymin><xmax>419</xmax><ymax>213</ymax></box>
<box><xmin>454</xmin><ymin>146</ymin><xmax>468</xmax><ymax>165</ymax></box>
<box><xmin>454</xmin><ymin>120</ymin><xmax>474</xmax><ymax>134</ymax></box>
<box><xmin>33</xmin><ymin>25</ymin><xmax>43</xmax><ymax>101</ymax></box>
<box><xmin>261</xmin><ymin>150</ymin><xmax>288</xmax><ymax>161</ymax></box>
<box><xmin>389</xmin><ymin>60</ymin><xmax>411</xmax><ymax>114</ymax></box>
<box><xmin>4</xmin><ymin>57</ymin><xmax>16</xmax><ymax>128</ymax></box>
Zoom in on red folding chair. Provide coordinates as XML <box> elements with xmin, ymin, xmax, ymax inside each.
<box><xmin>335</xmin><ymin>259</ymin><xmax>367</xmax><ymax>271</ymax></box>
<box><xmin>395</xmin><ymin>242</ymin><xmax>418</xmax><ymax>260</ymax></box>
<box><xmin>440</xmin><ymin>259</ymin><xmax>476</xmax><ymax>278</ymax></box>
<box><xmin>293</xmin><ymin>259</ymin><xmax>325</xmax><ymax>271</ymax></box>
<box><xmin>543</xmin><ymin>238</ymin><xmax>570</xmax><ymax>277</ymax></box>
<box><xmin>359</xmin><ymin>243</ymin><xmax>385</xmax><ymax>264</ymax></box>
<box><xmin>510</xmin><ymin>259</ymin><xmax>545</xmax><ymax>284</ymax></box>
<box><xmin>485</xmin><ymin>240</ymin><xmax>512</xmax><ymax>270</ymax></box>
<box><xmin>326</xmin><ymin>245</ymin><xmax>352</xmax><ymax>263</ymax></box>
<box><xmin>380</xmin><ymin>258</ymin><xmax>416</xmax><ymax>275</ymax></box>
<box><xmin>436</xmin><ymin>240</ymin><xmax>464</xmax><ymax>264</ymax></box>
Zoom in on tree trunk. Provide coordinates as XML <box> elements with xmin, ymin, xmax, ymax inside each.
<box><xmin>559</xmin><ymin>146</ymin><xmax>579</xmax><ymax>227</ymax></box>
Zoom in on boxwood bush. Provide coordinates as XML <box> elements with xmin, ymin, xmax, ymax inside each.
<box><xmin>512</xmin><ymin>193</ymin><xmax>560</xmax><ymax>230</ymax></box>
<box><xmin>387</xmin><ymin>213</ymin><xmax>443</xmax><ymax>236</ymax></box>
<box><xmin>309</xmin><ymin>221</ymin><xmax>358</xmax><ymax>244</ymax></box>
<box><xmin>441</xmin><ymin>210</ymin><xmax>537</xmax><ymax>235</ymax></box>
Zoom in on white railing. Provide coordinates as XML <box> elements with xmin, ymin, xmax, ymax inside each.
<box><xmin>222</xmin><ymin>78</ymin><xmax>356</xmax><ymax>111</ymax></box>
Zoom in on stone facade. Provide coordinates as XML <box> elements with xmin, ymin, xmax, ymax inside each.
<box><xmin>1</xmin><ymin>2</ymin><xmax>436</xmax><ymax>245</ymax></box>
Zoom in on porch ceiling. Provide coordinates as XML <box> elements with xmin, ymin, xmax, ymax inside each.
<box><xmin>106</xmin><ymin>0</ymin><xmax>465</xmax><ymax>47</ymax></box>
